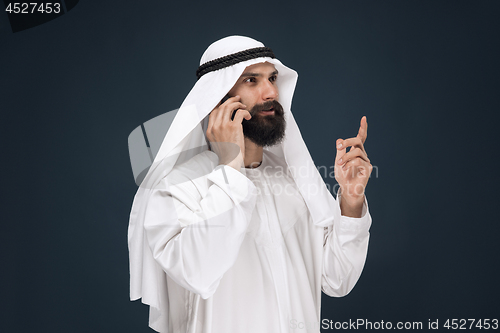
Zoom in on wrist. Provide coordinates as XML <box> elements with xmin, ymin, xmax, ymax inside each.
<box><xmin>220</xmin><ymin>151</ymin><xmax>244</xmax><ymax>172</ymax></box>
<box><xmin>341</xmin><ymin>193</ymin><xmax>364</xmax><ymax>206</ymax></box>
<box><xmin>339</xmin><ymin>190</ymin><xmax>364</xmax><ymax>218</ymax></box>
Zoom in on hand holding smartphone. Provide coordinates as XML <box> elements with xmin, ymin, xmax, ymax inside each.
<box><xmin>221</xmin><ymin>94</ymin><xmax>230</xmax><ymax>104</ymax></box>
<box><xmin>220</xmin><ymin>94</ymin><xmax>237</xmax><ymax>120</ymax></box>
<box><xmin>207</xmin><ymin>95</ymin><xmax>251</xmax><ymax>170</ymax></box>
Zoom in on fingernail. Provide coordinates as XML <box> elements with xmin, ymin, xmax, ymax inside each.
<box><xmin>338</xmin><ymin>158</ymin><xmax>343</xmax><ymax>165</ymax></box>
<box><xmin>337</xmin><ymin>143</ymin><xmax>342</xmax><ymax>149</ymax></box>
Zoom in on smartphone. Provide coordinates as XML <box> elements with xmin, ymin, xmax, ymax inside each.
<box><xmin>220</xmin><ymin>94</ymin><xmax>238</xmax><ymax>120</ymax></box>
<box><xmin>221</xmin><ymin>94</ymin><xmax>230</xmax><ymax>104</ymax></box>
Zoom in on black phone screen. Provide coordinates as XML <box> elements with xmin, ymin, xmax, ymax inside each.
<box><xmin>221</xmin><ymin>94</ymin><xmax>230</xmax><ymax>104</ymax></box>
<box><xmin>220</xmin><ymin>95</ymin><xmax>237</xmax><ymax>120</ymax></box>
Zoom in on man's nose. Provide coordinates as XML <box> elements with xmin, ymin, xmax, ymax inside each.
<box><xmin>261</xmin><ymin>80</ymin><xmax>279</xmax><ymax>101</ymax></box>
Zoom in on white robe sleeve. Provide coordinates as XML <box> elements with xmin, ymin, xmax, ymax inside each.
<box><xmin>143</xmin><ymin>164</ymin><xmax>257</xmax><ymax>299</ymax></box>
<box><xmin>321</xmin><ymin>193</ymin><xmax>372</xmax><ymax>297</ymax></box>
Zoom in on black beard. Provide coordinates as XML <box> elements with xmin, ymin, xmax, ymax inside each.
<box><xmin>242</xmin><ymin>100</ymin><xmax>286</xmax><ymax>147</ymax></box>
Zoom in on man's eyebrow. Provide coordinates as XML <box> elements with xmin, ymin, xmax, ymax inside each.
<box><xmin>240</xmin><ymin>70</ymin><xmax>279</xmax><ymax>78</ymax></box>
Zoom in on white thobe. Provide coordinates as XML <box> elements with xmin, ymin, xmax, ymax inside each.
<box><xmin>144</xmin><ymin>149</ymin><xmax>371</xmax><ymax>333</ymax></box>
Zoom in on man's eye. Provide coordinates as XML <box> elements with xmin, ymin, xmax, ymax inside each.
<box><xmin>269</xmin><ymin>75</ymin><xmax>277</xmax><ymax>82</ymax></box>
<box><xmin>244</xmin><ymin>77</ymin><xmax>256</xmax><ymax>83</ymax></box>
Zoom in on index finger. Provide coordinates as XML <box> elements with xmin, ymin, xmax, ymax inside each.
<box><xmin>357</xmin><ymin>116</ymin><xmax>368</xmax><ymax>144</ymax></box>
<box><xmin>220</xmin><ymin>95</ymin><xmax>241</xmax><ymax>107</ymax></box>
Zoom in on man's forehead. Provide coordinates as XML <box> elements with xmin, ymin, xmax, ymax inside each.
<box><xmin>241</xmin><ymin>62</ymin><xmax>277</xmax><ymax>75</ymax></box>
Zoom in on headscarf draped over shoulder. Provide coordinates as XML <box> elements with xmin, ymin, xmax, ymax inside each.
<box><xmin>128</xmin><ymin>35</ymin><xmax>340</xmax><ymax>332</ymax></box>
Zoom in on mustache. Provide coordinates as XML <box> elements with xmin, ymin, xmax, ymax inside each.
<box><xmin>249</xmin><ymin>100</ymin><xmax>284</xmax><ymax>115</ymax></box>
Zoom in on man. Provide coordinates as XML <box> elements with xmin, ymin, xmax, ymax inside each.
<box><xmin>128</xmin><ymin>36</ymin><xmax>372</xmax><ymax>333</ymax></box>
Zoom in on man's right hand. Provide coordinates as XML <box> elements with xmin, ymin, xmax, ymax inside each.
<box><xmin>206</xmin><ymin>95</ymin><xmax>252</xmax><ymax>171</ymax></box>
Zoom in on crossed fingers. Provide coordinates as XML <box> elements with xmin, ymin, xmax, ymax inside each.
<box><xmin>335</xmin><ymin>116</ymin><xmax>370</xmax><ymax>169</ymax></box>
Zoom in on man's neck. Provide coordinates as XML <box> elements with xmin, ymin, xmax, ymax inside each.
<box><xmin>244</xmin><ymin>138</ymin><xmax>263</xmax><ymax>168</ymax></box>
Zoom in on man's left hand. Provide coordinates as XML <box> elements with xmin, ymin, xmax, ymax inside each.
<box><xmin>335</xmin><ymin>116</ymin><xmax>373</xmax><ymax>218</ymax></box>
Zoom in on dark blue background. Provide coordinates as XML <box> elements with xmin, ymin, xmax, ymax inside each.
<box><xmin>1</xmin><ymin>1</ymin><xmax>499</xmax><ymax>332</ymax></box>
